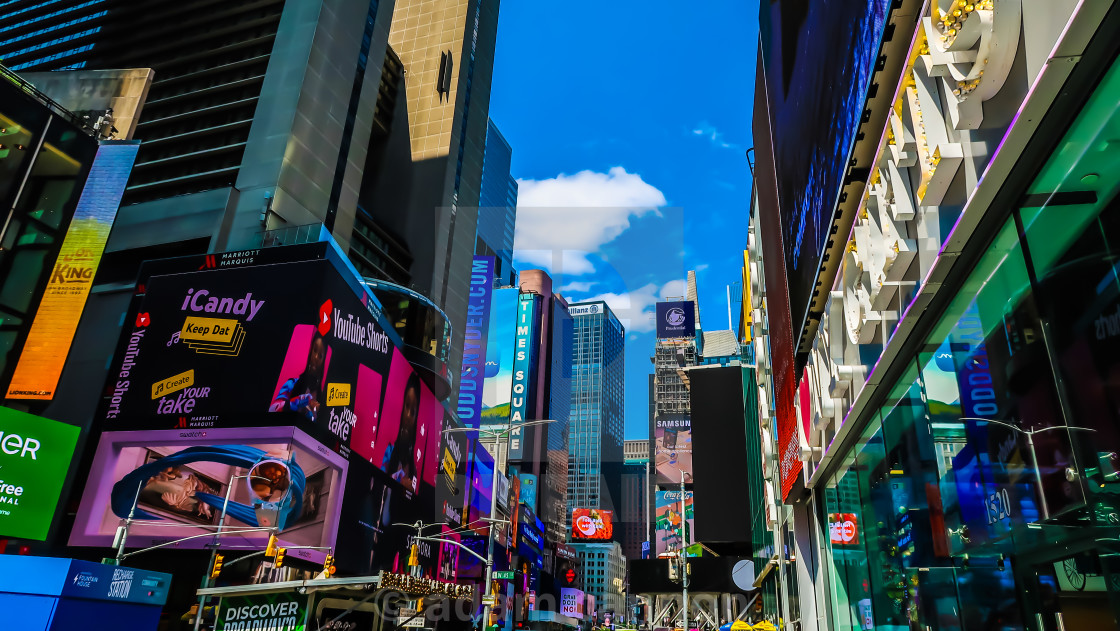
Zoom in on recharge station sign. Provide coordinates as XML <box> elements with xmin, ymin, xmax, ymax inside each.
<box><xmin>0</xmin><ymin>406</ymin><xmax>80</xmax><ymax>540</ymax></box>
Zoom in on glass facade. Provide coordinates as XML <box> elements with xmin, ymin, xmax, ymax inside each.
<box><xmin>568</xmin><ymin>302</ymin><xmax>625</xmax><ymax>519</ymax></box>
<box><xmin>478</xmin><ymin>118</ymin><xmax>518</xmax><ymax>287</ymax></box>
<box><xmin>821</xmin><ymin>55</ymin><xmax>1120</xmax><ymax>631</ymax></box>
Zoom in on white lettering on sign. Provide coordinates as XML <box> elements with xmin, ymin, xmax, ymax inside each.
<box><xmin>0</xmin><ymin>432</ymin><xmax>40</xmax><ymax>459</ymax></box>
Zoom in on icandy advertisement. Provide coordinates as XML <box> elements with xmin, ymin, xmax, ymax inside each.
<box><xmin>98</xmin><ymin>259</ymin><xmax>440</xmax><ymax>492</ymax></box>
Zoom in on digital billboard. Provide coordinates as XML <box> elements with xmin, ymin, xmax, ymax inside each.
<box><xmin>7</xmin><ymin>141</ymin><xmax>140</xmax><ymax>400</ymax></box>
<box><xmin>70</xmin><ymin>426</ymin><xmax>346</xmax><ymax>551</ymax></box>
<box><xmin>571</xmin><ymin>508</ymin><xmax>613</xmax><ymax>541</ymax></box>
<box><xmin>482</xmin><ymin>288</ymin><xmax>519</xmax><ymax>426</ymax></box>
<box><xmin>690</xmin><ymin>366</ymin><xmax>753</xmax><ymax>544</ymax></box>
<box><xmin>96</xmin><ymin>259</ymin><xmax>442</xmax><ymax>493</ymax></box>
<box><xmin>436</xmin><ymin>412</ymin><xmax>470</xmax><ymax>528</ymax></box>
<box><xmin>653</xmin><ymin>414</ymin><xmax>691</xmax><ymax>485</ymax></box>
<box><xmin>654</xmin><ymin>491</ymin><xmax>693</xmax><ymax>556</ymax></box>
<box><xmin>655</xmin><ymin>301</ymin><xmax>696</xmax><ymax>339</ymax></box>
<box><xmin>560</xmin><ymin>588</ymin><xmax>585</xmax><ymax>619</ymax></box>
<box><xmin>0</xmin><ymin>407</ymin><xmax>80</xmax><ymax>540</ymax></box>
<box><xmin>760</xmin><ymin>0</ymin><xmax>891</xmax><ymax>336</ymax></box>
<box><xmin>508</xmin><ymin>293</ymin><xmax>542</xmax><ymax>460</ymax></box>
<box><xmin>457</xmin><ymin>256</ymin><xmax>494</xmax><ymax>427</ymax></box>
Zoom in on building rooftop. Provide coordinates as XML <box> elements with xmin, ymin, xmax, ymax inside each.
<box><xmin>701</xmin><ymin>329</ymin><xmax>739</xmax><ymax>359</ymax></box>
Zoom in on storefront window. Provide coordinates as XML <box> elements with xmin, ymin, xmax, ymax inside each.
<box><xmin>821</xmin><ymin>49</ymin><xmax>1120</xmax><ymax>631</ymax></box>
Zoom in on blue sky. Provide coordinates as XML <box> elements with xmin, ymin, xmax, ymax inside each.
<box><xmin>490</xmin><ymin>0</ymin><xmax>760</xmax><ymax>440</ymax></box>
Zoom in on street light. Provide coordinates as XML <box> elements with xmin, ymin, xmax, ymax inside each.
<box><xmin>443</xmin><ymin>419</ymin><xmax>556</xmax><ymax>630</ymax></box>
<box><xmin>960</xmin><ymin>417</ymin><xmax>1096</xmax><ymax>519</ymax></box>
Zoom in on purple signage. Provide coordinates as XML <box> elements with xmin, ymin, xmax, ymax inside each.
<box><xmin>458</xmin><ymin>256</ymin><xmax>495</xmax><ymax>428</ymax></box>
<box><xmin>655</xmin><ymin>301</ymin><xmax>696</xmax><ymax>338</ymax></box>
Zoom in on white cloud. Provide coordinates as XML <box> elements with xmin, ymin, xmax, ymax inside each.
<box><xmin>513</xmin><ymin>167</ymin><xmax>667</xmax><ymax>276</ymax></box>
<box><xmin>659</xmin><ymin>279</ymin><xmax>687</xmax><ymax>301</ymax></box>
<box><xmin>695</xmin><ymin>263</ymin><xmax>710</xmax><ymax>272</ymax></box>
<box><xmin>559</xmin><ymin>280</ymin><xmax>597</xmax><ymax>294</ymax></box>
<box><xmin>691</xmin><ymin>121</ymin><xmax>739</xmax><ymax>150</ymax></box>
<box><xmin>585</xmin><ymin>278</ymin><xmax>685</xmax><ymax>333</ymax></box>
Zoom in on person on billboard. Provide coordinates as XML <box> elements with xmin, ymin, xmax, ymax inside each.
<box><xmin>270</xmin><ymin>333</ymin><xmax>327</xmax><ymax>421</ymax></box>
<box><xmin>141</xmin><ymin>466</ymin><xmax>216</xmax><ymax>520</ymax></box>
<box><xmin>383</xmin><ymin>372</ymin><xmax>422</xmax><ymax>492</ymax></box>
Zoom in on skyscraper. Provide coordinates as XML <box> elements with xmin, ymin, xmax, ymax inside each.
<box><xmin>0</xmin><ymin>0</ymin><xmax>405</xmax><ymax>423</ymax></box>
<box><xmin>620</xmin><ymin>440</ymin><xmax>650</xmax><ymax>562</ymax></box>
<box><xmin>368</xmin><ymin>0</ymin><xmax>502</xmax><ymax>390</ymax></box>
<box><xmin>567</xmin><ymin>300</ymin><xmax>625</xmax><ymax>531</ymax></box>
<box><xmin>477</xmin><ymin>118</ymin><xmax>518</xmax><ymax>287</ymax></box>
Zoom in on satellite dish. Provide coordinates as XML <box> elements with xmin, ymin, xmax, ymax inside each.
<box><xmin>731</xmin><ymin>560</ymin><xmax>755</xmax><ymax>591</ymax></box>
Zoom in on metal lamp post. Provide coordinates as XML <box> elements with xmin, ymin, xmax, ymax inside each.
<box><xmin>960</xmin><ymin>417</ymin><xmax>1096</xmax><ymax>519</ymax></box>
<box><xmin>443</xmin><ymin>419</ymin><xmax>556</xmax><ymax>631</ymax></box>
<box><xmin>679</xmin><ymin>470</ymin><xmax>690</xmax><ymax>631</ymax></box>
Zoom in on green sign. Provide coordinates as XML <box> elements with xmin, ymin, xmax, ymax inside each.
<box><xmin>217</xmin><ymin>592</ymin><xmax>309</xmax><ymax>631</ymax></box>
<box><xmin>0</xmin><ymin>406</ymin><xmax>79</xmax><ymax>540</ymax></box>
<box><xmin>493</xmin><ymin>570</ymin><xmax>515</xmax><ymax>580</ymax></box>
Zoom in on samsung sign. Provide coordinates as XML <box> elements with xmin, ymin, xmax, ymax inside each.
<box><xmin>656</xmin><ymin>301</ymin><xmax>695</xmax><ymax>338</ymax></box>
<box><xmin>568</xmin><ymin>304</ymin><xmax>602</xmax><ymax>317</ymax></box>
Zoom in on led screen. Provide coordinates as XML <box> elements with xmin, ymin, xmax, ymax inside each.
<box><xmin>70</xmin><ymin>426</ymin><xmax>346</xmax><ymax>551</ymax></box>
<box><xmin>760</xmin><ymin>0</ymin><xmax>891</xmax><ymax>333</ymax></box>
<box><xmin>571</xmin><ymin>508</ymin><xmax>613</xmax><ymax>541</ymax></box>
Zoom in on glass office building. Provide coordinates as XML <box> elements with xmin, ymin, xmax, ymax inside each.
<box><xmin>477</xmin><ymin>118</ymin><xmax>518</xmax><ymax>288</ymax></box>
<box><xmin>567</xmin><ymin>301</ymin><xmax>625</xmax><ymax>527</ymax></box>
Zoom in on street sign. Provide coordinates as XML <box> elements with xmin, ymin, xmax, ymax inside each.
<box><xmin>481</xmin><ymin>596</ymin><xmax>499</xmax><ymax>607</ymax></box>
<box><xmin>493</xmin><ymin>570</ymin><xmax>515</xmax><ymax>580</ymax></box>
<box><xmin>399</xmin><ymin>608</ymin><xmax>424</xmax><ymax>628</ymax></box>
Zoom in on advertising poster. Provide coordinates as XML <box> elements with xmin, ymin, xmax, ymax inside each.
<box><xmin>70</xmin><ymin>426</ymin><xmax>346</xmax><ymax>551</ymax></box>
<box><xmin>334</xmin><ymin>457</ymin><xmax>415</xmax><ymax>576</ymax></box>
<box><xmin>654</xmin><ymin>491</ymin><xmax>693</xmax><ymax>556</ymax></box>
<box><xmin>760</xmin><ymin>0</ymin><xmax>891</xmax><ymax>333</ymax></box>
<box><xmin>436</xmin><ymin>414</ymin><xmax>469</xmax><ymax>528</ymax></box>
<box><xmin>560</xmin><ymin>588</ymin><xmax>585</xmax><ymax>619</ymax></box>
<box><xmin>518</xmin><ymin>472</ymin><xmax>538</xmax><ymax>513</ymax></box>
<box><xmin>508</xmin><ymin>293</ymin><xmax>542</xmax><ymax>460</ymax></box>
<box><xmin>96</xmin><ymin>259</ymin><xmax>442</xmax><ymax>493</ymax></box>
<box><xmin>654</xmin><ymin>301</ymin><xmax>696</xmax><ymax>339</ymax></box>
<box><xmin>0</xmin><ymin>407</ymin><xmax>80</xmax><ymax>540</ymax></box>
<box><xmin>571</xmin><ymin>508</ymin><xmax>613</xmax><ymax>541</ymax></box>
<box><xmin>468</xmin><ymin>442</ymin><xmax>495</xmax><ymax>535</ymax></box>
<box><xmin>653</xmin><ymin>414</ymin><xmax>692</xmax><ymax>485</ymax></box>
<box><xmin>482</xmin><ymin>288</ymin><xmax>519</xmax><ymax>426</ymax></box>
<box><xmin>7</xmin><ymin>142</ymin><xmax>140</xmax><ymax>400</ymax></box>
<box><xmin>457</xmin><ymin>256</ymin><xmax>494</xmax><ymax>427</ymax></box>
<box><xmin>216</xmin><ymin>592</ymin><xmax>309</xmax><ymax>631</ymax></box>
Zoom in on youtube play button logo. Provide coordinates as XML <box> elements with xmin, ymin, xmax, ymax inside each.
<box><xmin>318</xmin><ymin>299</ymin><xmax>332</xmax><ymax>336</ymax></box>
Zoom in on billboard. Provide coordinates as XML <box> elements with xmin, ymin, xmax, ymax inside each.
<box><xmin>0</xmin><ymin>407</ymin><xmax>80</xmax><ymax>540</ymax></box>
<box><xmin>760</xmin><ymin>0</ymin><xmax>891</xmax><ymax>336</ymax></box>
<box><xmin>7</xmin><ymin>142</ymin><xmax>140</xmax><ymax>400</ymax></box>
<box><xmin>508</xmin><ymin>293</ymin><xmax>542</xmax><ymax>460</ymax></box>
<box><xmin>457</xmin><ymin>256</ymin><xmax>495</xmax><ymax>427</ymax></box>
<box><xmin>518</xmin><ymin>472</ymin><xmax>538</xmax><ymax>513</ymax></box>
<box><xmin>690</xmin><ymin>366</ymin><xmax>753</xmax><ymax>544</ymax></box>
<box><xmin>655</xmin><ymin>301</ymin><xmax>696</xmax><ymax>339</ymax></box>
<box><xmin>560</xmin><ymin>588</ymin><xmax>585</xmax><ymax>619</ymax></box>
<box><xmin>96</xmin><ymin>259</ymin><xmax>441</xmax><ymax>493</ymax></box>
<box><xmin>571</xmin><ymin>508</ymin><xmax>613</xmax><ymax>541</ymax></box>
<box><xmin>216</xmin><ymin>591</ymin><xmax>309</xmax><ymax>631</ymax></box>
<box><xmin>70</xmin><ymin>426</ymin><xmax>347</xmax><ymax>551</ymax></box>
<box><xmin>653</xmin><ymin>414</ymin><xmax>691</xmax><ymax>485</ymax></box>
<box><xmin>829</xmin><ymin>513</ymin><xmax>859</xmax><ymax>546</ymax></box>
<box><xmin>654</xmin><ymin>491</ymin><xmax>693</xmax><ymax>556</ymax></box>
<box><xmin>436</xmin><ymin>412</ymin><xmax>470</xmax><ymax>528</ymax></box>
<box><xmin>482</xmin><ymin>288</ymin><xmax>519</xmax><ymax>425</ymax></box>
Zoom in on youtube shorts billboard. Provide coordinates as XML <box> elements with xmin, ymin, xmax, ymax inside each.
<box><xmin>97</xmin><ymin>259</ymin><xmax>440</xmax><ymax>495</ymax></box>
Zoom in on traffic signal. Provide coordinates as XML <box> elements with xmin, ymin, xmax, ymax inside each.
<box><xmin>409</xmin><ymin>542</ymin><xmax>419</xmax><ymax>567</ymax></box>
<box><xmin>274</xmin><ymin>547</ymin><xmax>287</xmax><ymax>568</ymax></box>
<box><xmin>265</xmin><ymin>534</ymin><xmax>278</xmax><ymax>558</ymax></box>
<box><xmin>323</xmin><ymin>554</ymin><xmax>336</xmax><ymax>576</ymax></box>
<box><xmin>210</xmin><ymin>553</ymin><xmax>224</xmax><ymax>580</ymax></box>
